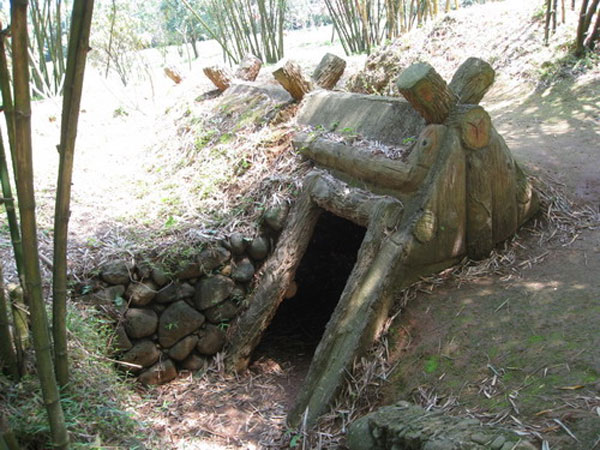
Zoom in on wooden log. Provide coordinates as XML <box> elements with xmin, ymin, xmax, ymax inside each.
<box><xmin>309</xmin><ymin>170</ymin><xmax>403</xmax><ymax>227</ymax></box>
<box><xmin>272</xmin><ymin>60</ymin><xmax>313</xmax><ymax>102</ymax></box>
<box><xmin>203</xmin><ymin>65</ymin><xmax>233</xmax><ymax>91</ymax></box>
<box><xmin>226</xmin><ymin>173</ymin><xmax>322</xmax><ymax>373</ymax></box>
<box><xmin>234</xmin><ymin>54</ymin><xmax>262</xmax><ymax>82</ymax></box>
<box><xmin>466</xmin><ymin>150</ymin><xmax>494</xmax><ymax>260</ymax></box>
<box><xmin>449</xmin><ymin>57</ymin><xmax>495</xmax><ymax>105</ymax></box>
<box><xmin>164</xmin><ymin>66</ymin><xmax>182</xmax><ymax>84</ymax></box>
<box><xmin>311</xmin><ymin>53</ymin><xmax>347</xmax><ymax>90</ymax></box>
<box><xmin>447</xmin><ymin>105</ymin><xmax>492</xmax><ymax>150</ymax></box>
<box><xmin>294</xmin><ymin>125</ymin><xmax>445</xmax><ymax>194</ymax></box>
<box><xmin>395</xmin><ymin>62</ymin><xmax>457</xmax><ymax>124</ymax></box>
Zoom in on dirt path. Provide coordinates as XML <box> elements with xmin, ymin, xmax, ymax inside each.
<box><xmin>386</xmin><ymin>75</ymin><xmax>600</xmax><ymax>449</ymax></box>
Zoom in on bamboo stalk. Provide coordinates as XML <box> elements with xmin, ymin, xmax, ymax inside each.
<box><xmin>8</xmin><ymin>285</ymin><xmax>26</xmax><ymax>376</ymax></box>
<box><xmin>0</xmin><ymin>264</ymin><xmax>19</xmax><ymax>381</ymax></box>
<box><xmin>0</xmin><ymin>30</ymin><xmax>18</xmax><ymax>181</ymax></box>
<box><xmin>10</xmin><ymin>1</ymin><xmax>70</xmax><ymax>448</ymax></box>
<box><xmin>0</xmin><ymin>134</ymin><xmax>24</xmax><ymax>281</ymax></box>
<box><xmin>52</xmin><ymin>0</ymin><xmax>95</xmax><ymax>389</ymax></box>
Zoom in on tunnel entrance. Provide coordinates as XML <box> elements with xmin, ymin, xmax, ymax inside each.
<box><xmin>252</xmin><ymin>210</ymin><xmax>367</xmax><ymax>383</ymax></box>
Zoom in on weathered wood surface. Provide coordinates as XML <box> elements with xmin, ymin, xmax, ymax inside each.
<box><xmin>226</xmin><ymin>174</ymin><xmax>321</xmax><ymax>372</ymax></box>
<box><xmin>203</xmin><ymin>65</ymin><xmax>233</xmax><ymax>91</ymax></box>
<box><xmin>272</xmin><ymin>60</ymin><xmax>313</xmax><ymax>101</ymax></box>
<box><xmin>311</xmin><ymin>53</ymin><xmax>346</xmax><ymax>90</ymax></box>
<box><xmin>449</xmin><ymin>57</ymin><xmax>495</xmax><ymax>105</ymax></box>
<box><xmin>164</xmin><ymin>66</ymin><xmax>182</xmax><ymax>84</ymax></box>
<box><xmin>396</xmin><ymin>62</ymin><xmax>457</xmax><ymax>124</ymax></box>
<box><xmin>295</xmin><ymin>124</ymin><xmax>445</xmax><ymax>194</ymax></box>
<box><xmin>234</xmin><ymin>54</ymin><xmax>262</xmax><ymax>82</ymax></box>
<box><xmin>309</xmin><ymin>170</ymin><xmax>403</xmax><ymax>227</ymax></box>
<box><xmin>447</xmin><ymin>104</ymin><xmax>492</xmax><ymax>150</ymax></box>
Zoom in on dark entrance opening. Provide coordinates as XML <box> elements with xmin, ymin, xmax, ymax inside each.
<box><xmin>252</xmin><ymin>210</ymin><xmax>367</xmax><ymax>395</ymax></box>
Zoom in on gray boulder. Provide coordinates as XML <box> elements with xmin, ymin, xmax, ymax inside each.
<box><xmin>126</xmin><ymin>281</ymin><xmax>158</xmax><ymax>306</ymax></box>
<box><xmin>168</xmin><ymin>335</ymin><xmax>199</xmax><ymax>361</ymax></box>
<box><xmin>196</xmin><ymin>325</ymin><xmax>226</xmax><ymax>355</ymax></box>
<box><xmin>158</xmin><ymin>301</ymin><xmax>205</xmax><ymax>348</ymax></box>
<box><xmin>100</xmin><ymin>261</ymin><xmax>131</xmax><ymax>285</ymax></box>
<box><xmin>264</xmin><ymin>204</ymin><xmax>289</xmax><ymax>231</ymax></box>
<box><xmin>194</xmin><ymin>275</ymin><xmax>234</xmax><ymax>310</ymax></box>
<box><xmin>228</xmin><ymin>232</ymin><xmax>247</xmax><ymax>256</ymax></box>
<box><xmin>346</xmin><ymin>401</ymin><xmax>536</xmax><ymax>450</ymax></box>
<box><xmin>204</xmin><ymin>300</ymin><xmax>238</xmax><ymax>324</ymax></box>
<box><xmin>199</xmin><ymin>246</ymin><xmax>231</xmax><ymax>271</ymax></box>
<box><xmin>124</xmin><ymin>308</ymin><xmax>158</xmax><ymax>339</ymax></box>
<box><xmin>231</xmin><ymin>258</ymin><xmax>255</xmax><ymax>283</ymax></box>
<box><xmin>138</xmin><ymin>358</ymin><xmax>177</xmax><ymax>385</ymax></box>
<box><xmin>248</xmin><ymin>236</ymin><xmax>269</xmax><ymax>260</ymax></box>
<box><xmin>181</xmin><ymin>353</ymin><xmax>208</xmax><ymax>371</ymax></box>
<box><xmin>121</xmin><ymin>340</ymin><xmax>160</xmax><ymax>371</ymax></box>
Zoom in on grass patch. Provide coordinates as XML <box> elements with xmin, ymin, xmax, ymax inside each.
<box><xmin>0</xmin><ymin>305</ymin><xmax>149</xmax><ymax>448</ymax></box>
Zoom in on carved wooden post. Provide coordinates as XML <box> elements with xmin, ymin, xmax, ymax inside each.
<box><xmin>395</xmin><ymin>62</ymin><xmax>457</xmax><ymax>124</ymax></box>
<box><xmin>272</xmin><ymin>60</ymin><xmax>314</xmax><ymax>101</ymax></box>
<box><xmin>449</xmin><ymin>57</ymin><xmax>495</xmax><ymax>104</ymax></box>
<box><xmin>311</xmin><ymin>53</ymin><xmax>346</xmax><ymax>90</ymax></box>
<box><xmin>235</xmin><ymin>54</ymin><xmax>262</xmax><ymax>82</ymax></box>
<box><xmin>203</xmin><ymin>65</ymin><xmax>233</xmax><ymax>91</ymax></box>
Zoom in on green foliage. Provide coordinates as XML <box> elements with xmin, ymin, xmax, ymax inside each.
<box><xmin>0</xmin><ymin>306</ymin><xmax>147</xmax><ymax>448</ymax></box>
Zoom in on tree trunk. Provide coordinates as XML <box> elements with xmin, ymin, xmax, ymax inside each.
<box><xmin>0</xmin><ymin>263</ymin><xmax>19</xmax><ymax>381</ymax></box>
<box><xmin>53</xmin><ymin>0</ymin><xmax>95</xmax><ymax>389</ymax></box>
<box><xmin>311</xmin><ymin>53</ymin><xmax>347</xmax><ymax>89</ymax></box>
<box><xmin>448</xmin><ymin>57</ymin><xmax>495</xmax><ymax>105</ymax></box>
<box><xmin>10</xmin><ymin>1</ymin><xmax>70</xmax><ymax>448</ymax></box>
<box><xmin>203</xmin><ymin>65</ymin><xmax>233</xmax><ymax>91</ymax></box>
<box><xmin>234</xmin><ymin>53</ymin><xmax>262</xmax><ymax>81</ymax></box>
<box><xmin>585</xmin><ymin>4</ymin><xmax>600</xmax><ymax>49</ymax></box>
<box><xmin>575</xmin><ymin>0</ymin><xmax>591</xmax><ymax>55</ymax></box>
<box><xmin>396</xmin><ymin>62</ymin><xmax>457</xmax><ymax>124</ymax></box>
<box><xmin>272</xmin><ymin>60</ymin><xmax>314</xmax><ymax>101</ymax></box>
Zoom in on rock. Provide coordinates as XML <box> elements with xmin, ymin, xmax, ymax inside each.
<box><xmin>199</xmin><ymin>246</ymin><xmax>231</xmax><ymax>271</ymax></box>
<box><xmin>178</xmin><ymin>283</ymin><xmax>195</xmax><ymax>300</ymax></box>
<box><xmin>155</xmin><ymin>282</ymin><xmax>195</xmax><ymax>304</ymax></box>
<box><xmin>112</xmin><ymin>325</ymin><xmax>132</xmax><ymax>353</ymax></box>
<box><xmin>126</xmin><ymin>281</ymin><xmax>158</xmax><ymax>306</ymax></box>
<box><xmin>194</xmin><ymin>275</ymin><xmax>235</xmax><ymax>310</ymax></box>
<box><xmin>205</xmin><ymin>300</ymin><xmax>238</xmax><ymax>324</ymax></box>
<box><xmin>124</xmin><ymin>308</ymin><xmax>158</xmax><ymax>339</ymax></box>
<box><xmin>345</xmin><ymin>415</ymin><xmax>376</xmax><ymax>450</ymax></box>
<box><xmin>220</xmin><ymin>264</ymin><xmax>232</xmax><ymax>276</ymax></box>
<box><xmin>136</xmin><ymin>260</ymin><xmax>152</xmax><ymax>280</ymax></box>
<box><xmin>150</xmin><ymin>303</ymin><xmax>167</xmax><ymax>315</ymax></box>
<box><xmin>176</xmin><ymin>261</ymin><xmax>202</xmax><ymax>280</ymax></box>
<box><xmin>158</xmin><ymin>301</ymin><xmax>205</xmax><ymax>348</ymax></box>
<box><xmin>100</xmin><ymin>261</ymin><xmax>131</xmax><ymax>285</ymax></box>
<box><xmin>138</xmin><ymin>358</ymin><xmax>177</xmax><ymax>385</ymax></box>
<box><xmin>181</xmin><ymin>353</ymin><xmax>208</xmax><ymax>371</ymax></box>
<box><xmin>248</xmin><ymin>236</ymin><xmax>269</xmax><ymax>260</ymax></box>
<box><xmin>196</xmin><ymin>325</ymin><xmax>226</xmax><ymax>355</ymax></box>
<box><xmin>151</xmin><ymin>267</ymin><xmax>170</xmax><ymax>287</ymax></box>
<box><xmin>346</xmin><ymin>401</ymin><xmax>537</xmax><ymax>450</ymax></box>
<box><xmin>154</xmin><ymin>283</ymin><xmax>177</xmax><ymax>304</ymax></box>
<box><xmin>231</xmin><ymin>285</ymin><xmax>246</xmax><ymax>302</ymax></box>
<box><xmin>229</xmin><ymin>232</ymin><xmax>247</xmax><ymax>256</ymax></box>
<box><xmin>121</xmin><ymin>340</ymin><xmax>160</xmax><ymax>371</ymax></box>
<box><xmin>264</xmin><ymin>204</ymin><xmax>289</xmax><ymax>231</ymax></box>
<box><xmin>85</xmin><ymin>285</ymin><xmax>126</xmax><ymax>306</ymax></box>
<box><xmin>231</xmin><ymin>258</ymin><xmax>255</xmax><ymax>283</ymax></box>
<box><xmin>168</xmin><ymin>335</ymin><xmax>199</xmax><ymax>361</ymax></box>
